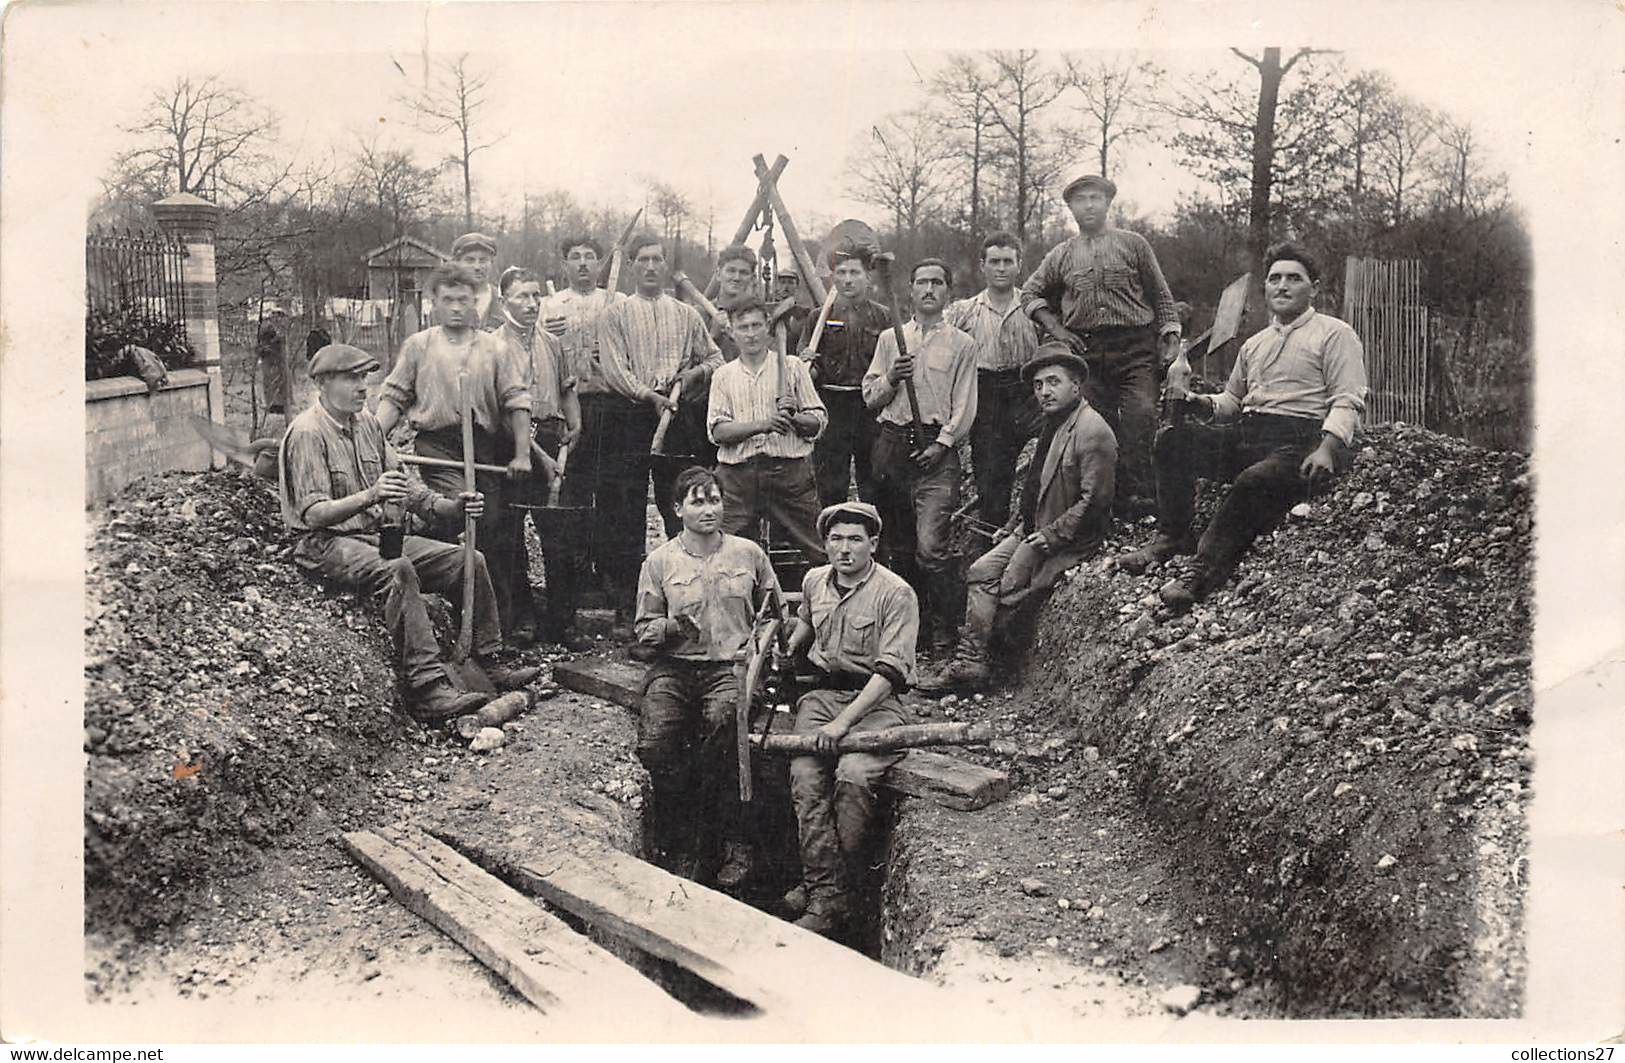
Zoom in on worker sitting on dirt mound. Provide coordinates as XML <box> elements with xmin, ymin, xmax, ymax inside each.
<box><xmin>277</xmin><ymin>343</ymin><xmax>540</xmax><ymax>722</ymax></box>
<box><xmin>632</xmin><ymin>465</ymin><xmax>781</xmax><ymax>889</ymax></box>
<box><xmin>776</xmin><ymin>501</ymin><xmax>919</xmax><ymax>938</ymax></box>
<box><xmin>919</xmin><ymin>343</ymin><xmax>1116</xmax><ymax>693</ymax></box>
<box><xmin>1116</xmin><ymin>242</ymin><xmax>1369</xmax><ymax>611</ymax></box>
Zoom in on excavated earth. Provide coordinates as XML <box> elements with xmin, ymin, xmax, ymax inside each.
<box><xmin>84</xmin><ymin>420</ymin><xmax>1530</xmax><ymax>1029</ymax></box>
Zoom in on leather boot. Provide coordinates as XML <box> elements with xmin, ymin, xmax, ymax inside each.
<box><xmin>407</xmin><ymin>676</ymin><xmax>491</xmax><ymax>723</ymax></box>
<box><xmin>1116</xmin><ymin>531</ymin><xmax>1194</xmax><ymax>574</ymax></box>
<box><xmin>475</xmin><ymin>655</ymin><xmax>542</xmax><ymax>691</ymax></box>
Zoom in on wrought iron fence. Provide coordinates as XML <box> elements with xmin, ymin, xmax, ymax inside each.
<box><xmin>86</xmin><ymin>226</ymin><xmax>188</xmax><ymax>324</ymax></box>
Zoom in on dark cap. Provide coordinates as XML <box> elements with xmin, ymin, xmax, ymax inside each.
<box><xmin>308</xmin><ymin>343</ymin><xmax>380</xmax><ymax>377</ymax></box>
<box><xmin>451</xmin><ymin>232</ymin><xmax>498</xmax><ymax>257</ymax></box>
<box><xmin>1021</xmin><ymin>340</ymin><xmax>1090</xmax><ymax>385</ymax></box>
<box><xmin>1061</xmin><ymin>174</ymin><xmax>1117</xmax><ymax>202</ymax></box>
<box><xmin>816</xmin><ymin>500</ymin><xmax>883</xmax><ymax>539</ymax></box>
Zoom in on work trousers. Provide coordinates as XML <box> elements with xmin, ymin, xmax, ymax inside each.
<box><xmin>970</xmin><ymin>368</ymin><xmax>1042</xmax><ymax>529</ymax></box>
<box><xmin>414</xmin><ymin>425</ymin><xmax>523</xmax><ymax>637</ymax></box>
<box><xmin>715</xmin><ymin>455</ymin><xmax>826</xmax><ymax>565</ymax></box>
<box><xmin>635</xmin><ymin>658</ymin><xmax>743</xmax><ymax>871</ymax></box>
<box><xmin>293</xmin><ymin>531</ymin><xmax>502</xmax><ymax>689</ymax></box>
<box><xmin>1153</xmin><ymin>412</ymin><xmax>1343</xmax><ymax>582</ymax></box>
<box><xmin>788</xmin><ymin>687</ymin><xmax>910</xmax><ymax>909</ymax></box>
<box><xmin>871</xmin><ymin>422</ymin><xmax>961</xmax><ymax>637</ymax></box>
<box><xmin>813</xmin><ymin>387</ymin><xmax>880</xmax><ymax>506</ymax></box>
<box><xmin>509</xmin><ymin>422</ymin><xmax>575</xmax><ymax>639</ymax></box>
<box><xmin>1081</xmin><ymin>325</ymin><xmax>1159</xmax><ymax>509</ymax></box>
<box><xmin>573</xmin><ymin>393</ymin><xmax>657</xmax><ymax>616</ymax></box>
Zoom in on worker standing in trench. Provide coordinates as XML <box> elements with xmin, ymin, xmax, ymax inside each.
<box><xmin>775</xmin><ymin>502</ymin><xmax>919</xmax><ymax>939</ymax></box>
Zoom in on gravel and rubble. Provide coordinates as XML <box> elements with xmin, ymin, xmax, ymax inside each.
<box><xmin>888</xmin><ymin>423</ymin><xmax>1532</xmax><ymax>1018</ymax></box>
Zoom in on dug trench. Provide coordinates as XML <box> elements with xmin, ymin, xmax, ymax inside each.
<box><xmin>84</xmin><ymin>420</ymin><xmax>1529</xmax><ymax>1027</ymax></box>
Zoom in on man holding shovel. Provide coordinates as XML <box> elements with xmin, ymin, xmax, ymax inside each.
<box><xmin>278</xmin><ymin>343</ymin><xmax>537</xmax><ymax>722</ymax></box>
<box><xmin>377</xmin><ymin>265</ymin><xmax>536</xmax><ymax>643</ymax></box>
<box><xmin>633</xmin><ymin>466</ymin><xmax>780</xmax><ymax>888</ymax></box>
<box><xmin>497</xmin><ymin>267</ymin><xmax>584</xmax><ymax>648</ymax></box>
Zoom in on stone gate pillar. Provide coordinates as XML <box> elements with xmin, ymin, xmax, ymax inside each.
<box><xmin>152</xmin><ymin>192</ymin><xmax>225</xmax><ymax>467</ymax></box>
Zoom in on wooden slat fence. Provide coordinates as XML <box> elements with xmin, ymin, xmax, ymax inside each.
<box><xmin>1343</xmin><ymin>257</ymin><xmax>1428</xmax><ymax>426</ymax></box>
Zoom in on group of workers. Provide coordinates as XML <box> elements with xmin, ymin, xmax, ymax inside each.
<box><xmin>275</xmin><ymin>169</ymin><xmax>1369</xmax><ymax>938</ymax></box>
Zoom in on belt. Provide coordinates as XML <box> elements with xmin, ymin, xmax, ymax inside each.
<box><xmin>880</xmin><ymin>420</ymin><xmax>943</xmax><ymax>435</ymax></box>
<box><xmin>1081</xmin><ymin>323</ymin><xmax>1155</xmax><ymax>339</ymax></box>
<box><xmin>810</xmin><ymin>668</ymin><xmax>870</xmax><ymax>691</ymax></box>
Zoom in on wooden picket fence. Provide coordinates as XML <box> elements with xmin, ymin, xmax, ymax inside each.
<box><xmin>1342</xmin><ymin>257</ymin><xmax>1428</xmax><ymax>426</ymax></box>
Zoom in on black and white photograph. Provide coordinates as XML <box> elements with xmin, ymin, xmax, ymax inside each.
<box><xmin>1</xmin><ymin>0</ymin><xmax>1621</xmax><ymax>1049</ymax></box>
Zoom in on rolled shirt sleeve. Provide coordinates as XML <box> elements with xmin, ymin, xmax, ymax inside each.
<box><xmin>1210</xmin><ymin>348</ymin><xmax>1248</xmax><ymax>422</ymax></box>
<box><xmin>1319</xmin><ymin>322</ymin><xmax>1369</xmax><ymax>446</ymax></box>
<box><xmin>937</xmin><ymin>331</ymin><xmax>979</xmax><ymax>448</ymax></box>
<box><xmin>1133</xmin><ymin>234</ymin><xmax>1181</xmax><ymax>335</ymax></box>
<box><xmin>633</xmin><ymin>551</ymin><xmax>677</xmax><ymax>648</ymax></box>
<box><xmin>379</xmin><ymin>332</ymin><xmax>423</xmax><ymax>413</ymax></box>
<box><xmin>493</xmin><ymin>332</ymin><xmax>532</xmax><ymax>414</ymax></box>
<box><xmin>1020</xmin><ymin>243</ymin><xmax>1067</xmax><ymax>320</ymax></box>
<box><xmin>872</xmin><ymin>580</ymin><xmax>919</xmax><ymax>690</ymax></box>
<box><xmin>280</xmin><ymin>423</ymin><xmax>334</xmax><ymax>525</ymax></box>
<box><xmin>791</xmin><ymin>357</ymin><xmax>828</xmax><ymax>440</ymax></box>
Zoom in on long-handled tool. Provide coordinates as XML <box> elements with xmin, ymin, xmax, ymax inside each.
<box><xmin>873</xmin><ymin>251</ymin><xmax>927</xmax><ymax>457</ymax></box>
<box><xmin>399</xmin><ymin>452</ymin><xmax>509</xmax><ymax>477</ymax></box>
<box><xmin>600</xmin><ymin>208</ymin><xmax>644</xmax><ymax>293</ymax></box>
<box><xmin>446</xmin><ymin>368</ymin><xmax>496</xmax><ymax>694</ymax></box>
<box><xmin>734</xmin><ymin>587</ymin><xmax>792</xmax><ymax>801</ymax></box>
<box><xmin>649</xmin><ymin>379</ymin><xmax>683</xmax><ymax>456</ymax></box>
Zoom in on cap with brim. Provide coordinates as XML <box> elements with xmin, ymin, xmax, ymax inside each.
<box><xmin>309</xmin><ymin>343</ymin><xmax>380</xmax><ymax>377</ymax></box>
<box><xmin>775</xmin><ymin>264</ymin><xmax>801</xmax><ymax>277</ymax></box>
<box><xmin>1021</xmin><ymin>341</ymin><xmax>1090</xmax><ymax>385</ymax></box>
<box><xmin>1061</xmin><ymin>174</ymin><xmax>1117</xmax><ymax>202</ymax></box>
<box><xmin>816</xmin><ymin>501</ymin><xmax>883</xmax><ymax>539</ymax></box>
<box><xmin>451</xmin><ymin>232</ymin><xmax>498</xmax><ymax>257</ymax></box>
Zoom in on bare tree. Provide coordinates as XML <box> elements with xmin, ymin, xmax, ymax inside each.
<box><xmin>984</xmin><ymin>50</ymin><xmax>1069</xmax><ymax>242</ymax></box>
<box><xmin>1432</xmin><ymin>117</ymin><xmax>1504</xmax><ymax>216</ymax></box>
<box><xmin>352</xmin><ymin>138</ymin><xmax>437</xmax><ymax>239</ymax></box>
<box><xmin>1373</xmin><ymin>97</ymin><xmax>1436</xmax><ymax>226</ymax></box>
<box><xmin>1332</xmin><ymin>68</ymin><xmax>1396</xmax><ymax>213</ymax></box>
<box><xmin>111</xmin><ymin>74</ymin><xmax>282</xmax><ymax>204</ymax></box>
<box><xmin>645</xmin><ymin>181</ymin><xmax>691</xmax><ymax>246</ymax></box>
<box><xmin>930</xmin><ymin>54</ymin><xmax>1002</xmax><ymax>235</ymax></box>
<box><xmin>1061</xmin><ymin>52</ymin><xmax>1163</xmax><ymax>179</ymax></box>
<box><xmin>395</xmin><ymin>53</ymin><xmax>505</xmax><ymax>230</ymax></box>
<box><xmin>843</xmin><ymin>108</ymin><xmax>953</xmax><ymax>240</ymax></box>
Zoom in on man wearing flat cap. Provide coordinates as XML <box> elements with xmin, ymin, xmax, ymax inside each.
<box><xmin>771</xmin><ymin>264</ymin><xmax>811</xmax><ymax>351</ymax></box>
<box><xmin>278</xmin><ymin>344</ymin><xmax>539</xmax><ymax>722</ymax></box>
<box><xmin>1021</xmin><ymin>173</ymin><xmax>1180</xmax><ymax>520</ymax></box>
<box><xmin>775</xmin><ymin>501</ymin><xmax>919</xmax><ymax>938</ymax></box>
<box><xmin>920</xmin><ymin>343</ymin><xmax>1117</xmax><ymax>692</ymax></box>
<box><xmin>450</xmin><ymin>232</ymin><xmax>506</xmax><ymax>332</ymax></box>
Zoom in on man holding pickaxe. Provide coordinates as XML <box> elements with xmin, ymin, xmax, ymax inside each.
<box><xmin>596</xmin><ymin>236</ymin><xmax>722</xmax><ymax>627</ymax></box>
<box><xmin>862</xmin><ymin>257</ymin><xmax>978</xmax><ymax>654</ymax></box>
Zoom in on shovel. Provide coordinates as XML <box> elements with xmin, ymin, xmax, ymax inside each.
<box><xmin>509</xmin><ymin>440</ymin><xmax>593</xmax><ymax>547</ymax></box>
<box><xmin>445</xmin><ymin>368</ymin><xmax>496</xmax><ymax>695</ymax></box>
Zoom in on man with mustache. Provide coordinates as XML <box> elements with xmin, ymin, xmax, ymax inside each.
<box><xmin>1021</xmin><ymin>174</ymin><xmax>1181</xmax><ymax>520</ymax></box>
<box><xmin>1117</xmin><ymin>242</ymin><xmax>1368</xmax><ymax>611</ymax></box>
<box><xmin>862</xmin><ymin>258</ymin><xmax>978</xmax><ymax>653</ymax></box>
<box><xmin>919</xmin><ymin>342</ymin><xmax>1116</xmax><ymax>693</ymax></box>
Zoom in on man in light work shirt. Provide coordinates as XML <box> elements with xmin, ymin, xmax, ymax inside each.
<box><xmin>1022</xmin><ymin>174</ymin><xmax>1181</xmax><ymax>519</ymax></box>
<box><xmin>279</xmin><ymin>343</ymin><xmax>537</xmax><ymax>722</ymax></box>
<box><xmin>776</xmin><ymin>502</ymin><xmax>918</xmax><ymax>938</ymax></box>
<box><xmin>945</xmin><ymin>231</ymin><xmax>1042</xmax><ymax>529</ymax></box>
<box><xmin>378</xmin><ymin>265</ymin><xmax>535</xmax><ymax>641</ymax></box>
<box><xmin>634</xmin><ymin>466</ymin><xmax>780</xmax><ymax>888</ymax></box>
<box><xmin>1117</xmin><ymin>242</ymin><xmax>1368</xmax><ymax>611</ymax></box>
<box><xmin>707</xmin><ymin>297</ymin><xmax>828</xmax><ymax>563</ymax></box>
<box><xmin>596</xmin><ymin>236</ymin><xmax>723</xmax><ymax>618</ymax></box>
<box><xmin>863</xmin><ymin>258</ymin><xmax>978</xmax><ymax>651</ymax></box>
<box><xmin>497</xmin><ymin>267</ymin><xmax>583</xmax><ymax>648</ymax></box>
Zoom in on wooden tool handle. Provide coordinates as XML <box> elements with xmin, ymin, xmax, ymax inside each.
<box><xmin>875</xmin><ymin>256</ymin><xmax>926</xmax><ymax>447</ymax></box>
<box><xmin>750</xmin><ymin>721</ymin><xmax>992</xmax><ymax>755</ymax></box>
<box><xmin>456</xmin><ymin>369</ymin><xmax>476</xmax><ymax>661</ymax></box>
<box><xmin>398</xmin><ymin>453</ymin><xmax>507</xmax><ymax>476</ymax></box>
<box><xmin>649</xmin><ymin>379</ymin><xmax>682</xmax><ymax>454</ymax></box>
<box><xmin>737</xmin><ymin>618</ymin><xmax>781</xmax><ymax>802</ymax></box>
<box><xmin>548</xmin><ymin>443</ymin><xmax>569</xmax><ymax>507</ymax></box>
<box><xmin>804</xmin><ymin>284</ymin><xmax>839</xmax><ymax>356</ymax></box>
<box><xmin>672</xmin><ymin>271</ymin><xmax>723</xmax><ymax>324</ymax></box>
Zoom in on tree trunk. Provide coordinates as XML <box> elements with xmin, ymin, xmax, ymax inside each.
<box><xmin>1247</xmin><ymin>47</ymin><xmax>1284</xmax><ymax>271</ymax></box>
<box><xmin>461</xmin><ymin>126</ymin><xmax>474</xmax><ymax>231</ymax></box>
<box><xmin>970</xmin><ymin>123</ymin><xmax>981</xmax><ymax>235</ymax></box>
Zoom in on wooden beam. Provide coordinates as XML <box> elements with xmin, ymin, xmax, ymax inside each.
<box><xmin>340</xmin><ymin>826</ymin><xmax>692</xmax><ymax>1028</ymax></box>
<box><xmin>705</xmin><ymin>154</ymin><xmax>789</xmax><ymax>301</ymax></box>
<box><xmin>552</xmin><ymin>657</ymin><xmax>1010</xmax><ymax>810</ymax></box>
<box><xmin>751</xmin><ymin>154</ymin><xmax>827</xmax><ymax>305</ymax></box>
<box><xmin>435</xmin><ymin>826</ymin><xmax>946</xmax><ymax>1035</ymax></box>
<box><xmin>752</xmin><ymin>721</ymin><xmax>993</xmax><ymax>754</ymax></box>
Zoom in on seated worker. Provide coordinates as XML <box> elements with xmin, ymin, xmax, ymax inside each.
<box><xmin>776</xmin><ymin>502</ymin><xmax>919</xmax><ymax>938</ymax></box>
<box><xmin>277</xmin><ymin>344</ymin><xmax>539</xmax><ymax>722</ymax></box>
<box><xmin>1116</xmin><ymin>242</ymin><xmax>1369</xmax><ymax>611</ymax></box>
<box><xmin>919</xmin><ymin>343</ymin><xmax>1116</xmax><ymax>693</ymax></box>
<box><xmin>707</xmin><ymin>296</ymin><xmax>829</xmax><ymax>564</ymax></box>
<box><xmin>633</xmin><ymin>466</ymin><xmax>781</xmax><ymax>889</ymax></box>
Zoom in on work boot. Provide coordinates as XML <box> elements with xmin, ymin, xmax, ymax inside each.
<box><xmin>916</xmin><ymin>645</ymin><xmax>992</xmax><ymax>694</ymax></box>
<box><xmin>1159</xmin><ymin>560</ymin><xmax>1221</xmax><ymax>613</ymax></box>
<box><xmin>407</xmin><ymin>676</ymin><xmax>491</xmax><ymax>723</ymax></box>
<box><xmin>714</xmin><ymin>841</ymin><xmax>753</xmax><ymax>891</ymax></box>
<box><xmin>780</xmin><ymin>885</ymin><xmax>809</xmax><ymax>919</ymax></box>
<box><xmin>793</xmin><ymin>893</ymin><xmax>848</xmax><ymax>939</ymax></box>
<box><xmin>475</xmin><ymin>655</ymin><xmax>542</xmax><ymax>691</ymax></box>
<box><xmin>1116</xmin><ymin>532</ymin><xmax>1192</xmax><ymax>574</ymax></box>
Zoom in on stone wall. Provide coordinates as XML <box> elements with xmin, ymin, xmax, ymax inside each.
<box><xmin>85</xmin><ymin>370</ymin><xmax>214</xmax><ymax>506</ymax></box>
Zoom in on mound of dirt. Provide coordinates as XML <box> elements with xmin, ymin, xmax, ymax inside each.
<box><xmin>890</xmin><ymin>423</ymin><xmax>1532</xmax><ymax>1018</ymax></box>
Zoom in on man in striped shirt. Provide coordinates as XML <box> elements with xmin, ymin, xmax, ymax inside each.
<box><xmin>862</xmin><ymin>258</ymin><xmax>979</xmax><ymax>651</ymax></box>
<box><xmin>945</xmin><ymin>231</ymin><xmax>1043</xmax><ymax>529</ymax></box>
<box><xmin>707</xmin><ymin>297</ymin><xmax>828</xmax><ymax>563</ymax></box>
<box><xmin>595</xmin><ymin>236</ymin><xmax>723</xmax><ymax>619</ymax></box>
<box><xmin>1022</xmin><ymin>174</ymin><xmax>1182</xmax><ymax>519</ymax></box>
<box><xmin>1117</xmin><ymin>243</ymin><xmax>1368</xmax><ymax>611</ymax></box>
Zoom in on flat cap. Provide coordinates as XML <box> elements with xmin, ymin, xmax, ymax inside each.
<box><xmin>308</xmin><ymin>343</ymin><xmax>379</xmax><ymax>377</ymax></box>
<box><xmin>1021</xmin><ymin>340</ymin><xmax>1090</xmax><ymax>385</ymax></box>
<box><xmin>775</xmin><ymin>262</ymin><xmax>801</xmax><ymax>277</ymax></box>
<box><xmin>1061</xmin><ymin>174</ymin><xmax>1117</xmax><ymax>201</ymax></box>
<box><xmin>816</xmin><ymin>500</ymin><xmax>883</xmax><ymax>539</ymax></box>
<box><xmin>451</xmin><ymin>231</ymin><xmax>498</xmax><ymax>257</ymax></box>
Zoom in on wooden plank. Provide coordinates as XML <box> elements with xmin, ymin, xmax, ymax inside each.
<box><xmin>552</xmin><ymin>657</ymin><xmax>1009</xmax><ymax>809</ymax></box>
<box><xmin>886</xmin><ymin>750</ymin><xmax>1010</xmax><ymax>811</ymax></box>
<box><xmin>436</xmin><ymin>825</ymin><xmax>945</xmax><ymax>1035</ymax></box>
<box><xmin>340</xmin><ymin>827</ymin><xmax>691</xmax><ymax>1027</ymax></box>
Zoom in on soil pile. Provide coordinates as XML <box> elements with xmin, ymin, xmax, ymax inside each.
<box><xmin>892</xmin><ymin>423</ymin><xmax>1532</xmax><ymax>1017</ymax></box>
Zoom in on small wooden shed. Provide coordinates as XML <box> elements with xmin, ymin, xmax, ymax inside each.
<box><xmin>363</xmin><ymin>235</ymin><xmax>448</xmax><ymax>350</ymax></box>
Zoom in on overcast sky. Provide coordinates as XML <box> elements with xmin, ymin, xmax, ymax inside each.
<box><xmin>66</xmin><ymin>3</ymin><xmax>1559</xmax><ymax>237</ymax></box>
